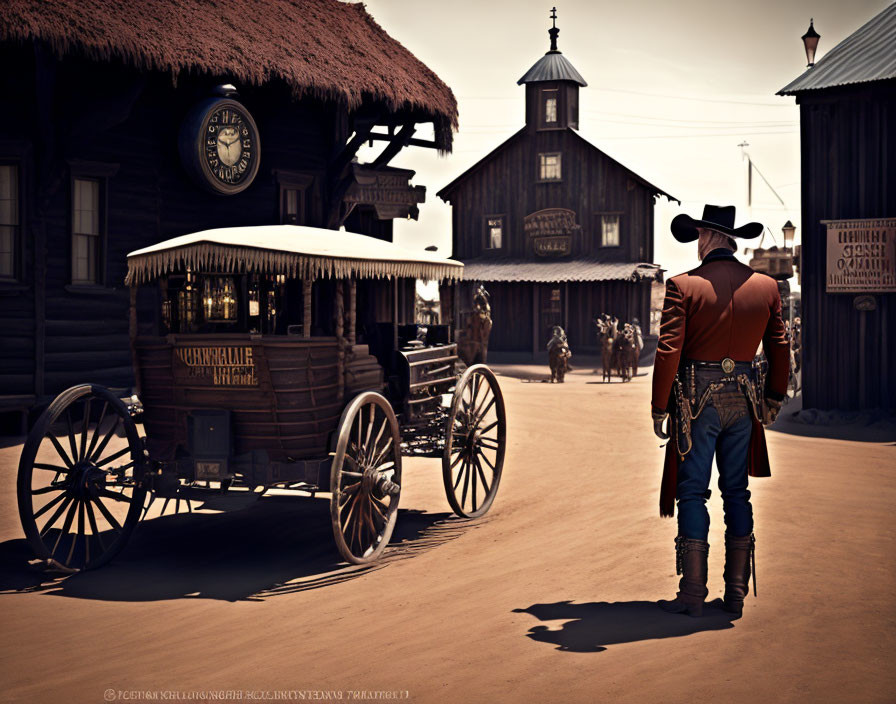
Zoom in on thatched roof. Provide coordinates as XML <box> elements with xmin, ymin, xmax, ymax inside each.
<box><xmin>0</xmin><ymin>0</ymin><xmax>457</xmax><ymax>150</ymax></box>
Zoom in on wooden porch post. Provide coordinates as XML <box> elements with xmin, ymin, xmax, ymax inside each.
<box><xmin>335</xmin><ymin>280</ymin><xmax>345</xmax><ymax>401</ymax></box>
<box><xmin>393</xmin><ymin>277</ymin><xmax>399</xmax><ymax>350</ymax></box>
<box><xmin>348</xmin><ymin>279</ymin><xmax>357</xmax><ymax>346</ymax></box>
<box><xmin>303</xmin><ymin>278</ymin><xmax>313</xmax><ymax>338</ymax></box>
<box><xmin>531</xmin><ymin>284</ymin><xmax>538</xmax><ymax>358</ymax></box>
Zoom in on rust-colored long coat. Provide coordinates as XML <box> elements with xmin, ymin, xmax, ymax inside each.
<box><xmin>651</xmin><ymin>250</ymin><xmax>790</xmax><ymax>517</ymax></box>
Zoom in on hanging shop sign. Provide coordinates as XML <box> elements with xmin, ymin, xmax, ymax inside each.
<box><xmin>343</xmin><ymin>164</ymin><xmax>426</xmax><ymax>220</ymax></box>
<box><xmin>824</xmin><ymin>218</ymin><xmax>896</xmax><ymax>293</ymax></box>
<box><xmin>525</xmin><ymin>208</ymin><xmax>580</xmax><ymax>257</ymax></box>
<box><xmin>179</xmin><ymin>97</ymin><xmax>261</xmax><ymax>195</ymax></box>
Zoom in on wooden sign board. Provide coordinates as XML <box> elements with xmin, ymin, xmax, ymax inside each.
<box><xmin>173</xmin><ymin>346</ymin><xmax>258</xmax><ymax>386</ymax></box>
<box><xmin>344</xmin><ymin>165</ymin><xmax>425</xmax><ymax>220</ymax></box>
<box><xmin>825</xmin><ymin>218</ymin><xmax>896</xmax><ymax>293</ymax></box>
<box><xmin>534</xmin><ymin>236</ymin><xmax>571</xmax><ymax>256</ymax></box>
<box><xmin>525</xmin><ymin>208</ymin><xmax>580</xmax><ymax>257</ymax></box>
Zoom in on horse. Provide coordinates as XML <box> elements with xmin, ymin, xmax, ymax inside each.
<box><xmin>547</xmin><ymin>325</ymin><xmax>571</xmax><ymax>383</ymax></box>
<box><xmin>613</xmin><ymin>325</ymin><xmax>636</xmax><ymax>382</ymax></box>
<box><xmin>457</xmin><ymin>285</ymin><xmax>493</xmax><ymax>366</ymax></box>
<box><xmin>595</xmin><ymin>315</ymin><xmax>618</xmax><ymax>382</ymax></box>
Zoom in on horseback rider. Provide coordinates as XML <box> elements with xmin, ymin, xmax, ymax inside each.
<box><xmin>651</xmin><ymin>205</ymin><xmax>789</xmax><ymax>618</ymax></box>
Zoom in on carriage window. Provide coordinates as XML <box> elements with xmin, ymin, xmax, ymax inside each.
<box><xmin>176</xmin><ymin>271</ymin><xmax>200</xmax><ymax>332</ymax></box>
<box><xmin>72</xmin><ymin>178</ymin><xmax>102</xmax><ymax>284</ymax></box>
<box><xmin>485</xmin><ymin>217</ymin><xmax>503</xmax><ymax>249</ymax></box>
<box><xmin>601</xmin><ymin>214</ymin><xmax>621</xmax><ymax>247</ymax></box>
<box><xmin>538</xmin><ymin>153</ymin><xmax>561</xmax><ymax>181</ymax></box>
<box><xmin>0</xmin><ymin>164</ymin><xmax>20</xmax><ymax>279</ymax></box>
<box><xmin>202</xmin><ymin>276</ymin><xmax>238</xmax><ymax>322</ymax></box>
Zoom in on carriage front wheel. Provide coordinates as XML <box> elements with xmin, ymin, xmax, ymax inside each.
<box><xmin>443</xmin><ymin>365</ymin><xmax>506</xmax><ymax>518</ymax></box>
<box><xmin>17</xmin><ymin>384</ymin><xmax>146</xmax><ymax>572</ymax></box>
<box><xmin>329</xmin><ymin>392</ymin><xmax>402</xmax><ymax>564</ymax></box>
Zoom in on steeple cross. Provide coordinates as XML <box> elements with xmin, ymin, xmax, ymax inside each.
<box><xmin>550</xmin><ymin>7</ymin><xmax>557</xmax><ymax>28</ymax></box>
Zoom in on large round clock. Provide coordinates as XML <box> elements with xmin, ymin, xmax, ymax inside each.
<box><xmin>179</xmin><ymin>97</ymin><xmax>261</xmax><ymax>195</ymax></box>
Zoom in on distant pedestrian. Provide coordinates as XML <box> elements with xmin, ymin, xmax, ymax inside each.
<box><xmin>651</xmin><ymin>205</ymin><xmax>790</xmax><ymax>617</ymax></box>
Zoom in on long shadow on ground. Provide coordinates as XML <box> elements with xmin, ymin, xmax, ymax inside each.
<box><xmin>0</xmin><ymin>494</ymin><xmax>479</xmax><ymax>602</ymax></box>
<box><xmin>513</xmin><ymin>600</ymin><xmax>737</xmax><ymax>653</ymax></box>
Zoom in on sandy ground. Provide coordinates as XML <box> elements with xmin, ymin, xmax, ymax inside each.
<box><xmin>0</xmin><ymin>366</ymin><xmax>894</xmax><ymax>704</ymax></box>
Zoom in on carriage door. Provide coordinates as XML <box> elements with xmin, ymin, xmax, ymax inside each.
<box><xmin>539</xmin><ymin>285</ymin><xmax>564</xmax><ymax>348</ymax></box>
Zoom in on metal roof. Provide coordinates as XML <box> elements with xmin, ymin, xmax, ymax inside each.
<box><xmin>778</xmin><ymin>4</ymin><xmax>896</xmax><ymax>95</ymax></box>
<box><xmin>459</xmin><ymin>260</ymin><xmax>662</xmax><ymax>283</ymax></box>
<box><xmin>518</xmin><ymin>51</ymin><xmax>587</xmax><ymax>86</ymax></box>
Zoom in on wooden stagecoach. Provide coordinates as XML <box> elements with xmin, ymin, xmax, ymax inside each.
<box><xmin>17</xmin><ymin>226</ymin><xmax>507</xmax><ymax>571</ymax></box>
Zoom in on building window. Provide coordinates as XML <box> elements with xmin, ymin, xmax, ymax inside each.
<box><xmin>0</xmin><ymin>164</ymin><xmax>19</xmax><ymax>280</ymax></box>
<box><xmin>282</xmin><ymin>187</ymin><xmax>305</xmax><ymax>225</ymax></box>
<box><xmin>72</xmin><ymin>177</ymin><xmax>102</xmax><ymax>284</ymax></box>
<box><xmin>541</xmin><ymin>88</ymin><xmax>559</xmax><ymax>126</ymax></box>
<box><xmin>544</xmin><ymin>97</ymin><xmax>557</xmax><ymax>124</ymax></box>
<box><xmin>538</xmin><ymin>153</ymin><xmax>562</xmax><ymax>181</ymax></box>
<box><xmin>600</xmin><ymin>214</ymin><xmax>621</xmax><ymax>247</ymax></box>
<box><xmin>276</xmin><ymin>171</ymin><xmax>314</xmax><ymax>225</ymax></box>
<box><xmin>485</xmin><ymin>216</ymin><xmax>503</xmax><ymax>249</ymax></box>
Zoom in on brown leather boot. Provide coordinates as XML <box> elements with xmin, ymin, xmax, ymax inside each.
<box><xmin>722</xmin><ymin>533</ymin><xmax>756</xmax><ymax>615</ymax></box>
<box><xmin>658</xmin><ymin>536</ymin><xmax>709</xmax><ymax>617</ymax></box>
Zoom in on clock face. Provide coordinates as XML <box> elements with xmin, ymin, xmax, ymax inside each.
<box><xmin>181</xmin><ymin>98</ymin><xmax>261</xmax><ymax>195</ymax></box>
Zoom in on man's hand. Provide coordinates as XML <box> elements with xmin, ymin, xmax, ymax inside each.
<box><xmin>763</xmin><ymin>398</ymin><xmax>783</xmax><ymax>425</ymax></box>
<box><xmin>652</xmin><ymin>410</ymin><xmax>669</xmax><ymax>440</ymax></box>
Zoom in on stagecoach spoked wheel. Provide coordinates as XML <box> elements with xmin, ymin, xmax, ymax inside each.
<box><xmin>443</xmin><ymin>364</ymin><xmax>506</xmax><ymax>518</ymax></box>
<box><xmin>17</xmin><ymin>384</ymin><xmax>146</xmax><ymax>572</ymax></box>
<box><xmin>330</xmin><ymin>392</ymin><xmax>402</xmax><ymax>564</ymax></box>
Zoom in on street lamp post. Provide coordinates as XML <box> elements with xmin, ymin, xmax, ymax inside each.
<box><xmin>782</xmin><ymin>220</ymin><xmax>797</xmax><ymax>330</ymax></box>
<box><xmin>802</xmin><ymin>19</ymin><xmax>821</xmax><ymax>68</ymax></box>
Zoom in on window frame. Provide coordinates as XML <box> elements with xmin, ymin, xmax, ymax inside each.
<box><xmin>540</xmin><ymin>88</ymin><xmax>559</xmax><ymax>128</ymax></box>
<box><xmin>68</xmin><ymin>160</ymin><xmax>118</xmax><ymax>289</ymax></box>
<box><xmin>483</xmin><ymin>214</ymin><xmax>505</xmax><ymax>251</ymax></box>
<box><xmin>537</xmin><ymin>152</ymin><xmax>562</xmax><ymax>183</ymax></box>
<box><xmin>596</xmin><ymin>212</ymin><xmax>623</xmax><ymax>248</ymax></box>
<box><xmin>0</xmin><ymin>160</ymin><xmax>23</xmax><ymax>283</ymax></box>
<box><xmin>275</xmin><ymin>170</ymin><xmax>314</xmax><ymax>225</ymax></box>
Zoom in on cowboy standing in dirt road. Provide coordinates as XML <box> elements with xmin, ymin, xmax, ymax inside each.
<box><xmin>651</xmin><ymin>205</ymin><xmax>790</xmax><ymax>617</ymax></box>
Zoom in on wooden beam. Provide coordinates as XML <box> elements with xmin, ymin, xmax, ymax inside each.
<box><xmin>367</xmin><ymin>132</ymin><xmax>439</xmax><ymax>150</ymax></box>
<box><xmin>329</xmin><ymin>116</ymin><xmax>380</xmax><ymax>176</ymax></box>
<box><xmin>371</xmin><ymin>123</ymin><xmax>416</xmax><ymax>169</ymax></box>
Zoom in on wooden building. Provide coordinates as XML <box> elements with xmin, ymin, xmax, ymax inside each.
<box><xmin>0</xmin><ymin>0</ymin><xmax>457</xmax><ymax>429</ymax></box>
<box><xmin>437</xmin><ymin>14</ymin><xmax>676</xmax><ymax>361</ymax></box>
<box><xmin>778</xmin><ymin>7</ymin><xmax>895</xmax><ymax>410</ymax></box>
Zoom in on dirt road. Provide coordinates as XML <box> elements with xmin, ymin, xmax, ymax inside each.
<box><xmin>1</xmin><ymin>367</ymin><xmax>893</xmax><ymax>703</ymax></box>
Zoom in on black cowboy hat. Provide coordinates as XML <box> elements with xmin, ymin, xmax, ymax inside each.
<box><xmin>670</xmin><ymin>204</ymin><xmax>763</xmax><ymax>243</ymax></box>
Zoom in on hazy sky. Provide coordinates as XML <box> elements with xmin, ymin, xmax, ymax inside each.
<box><xmin>356</xmin><ymin>0</ymin><xmax>891</xmax><ymax>285</ymax></box>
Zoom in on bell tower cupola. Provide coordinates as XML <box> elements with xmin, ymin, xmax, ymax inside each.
<box><xmin>518</xmin><ymin>7</ymin><xmax>587</xmax><ymax>131</ymax></box>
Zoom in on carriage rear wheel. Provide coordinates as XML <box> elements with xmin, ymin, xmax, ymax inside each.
<box><xmin>443</xmin><ymin>365</ymin><xmax>506</xmax><ymax>518</ymax></box>
<box><xmin>329</xmin><ymin>392</ymin><xmax>402</xmax><ymax>564</ymax></box>
<box><xmin>17</xmin><ymin>384</ymin><xmax>146</xmax><ymax>572</ymax></box>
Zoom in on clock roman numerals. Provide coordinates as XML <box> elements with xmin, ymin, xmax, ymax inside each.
<box><xmin>183</xmin><ymin>97</ymin><xmax>259</xmax><ymax>195</ymax></box>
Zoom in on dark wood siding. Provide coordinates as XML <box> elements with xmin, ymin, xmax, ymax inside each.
<box><xmin>798</xmin><ymin>83</ymin><xmax>896</xmax><ymax>410</ymax></box>
<box><xmin>447</xmin><ymin>129</ymin><xmax>657</xmax><ymax>262</ymax></box>
<box><xmin>441</xmin><ymin>116</ymin><xmax>659</xmax><ymax>358</ymax></box>
<box><xmin>0</xmin><ymin>45</ymin><xmax>412</xmax><ymax>414</ymax></box>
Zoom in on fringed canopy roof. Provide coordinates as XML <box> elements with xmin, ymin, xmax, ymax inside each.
<box><xmin>126</xmin><ymin>225</ymin><xmax>463</xmax><ymax>285</ymax></box>
<box><xmin>0</xmin><ymin>0</ymin><xmax>458</xmax><ymax>150</ymax></box>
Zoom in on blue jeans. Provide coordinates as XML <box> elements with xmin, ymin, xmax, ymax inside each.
<box><xmin>677</xmin><ymin>405</ymin><xmax>754</xmax><ymax>541</ymax></box>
